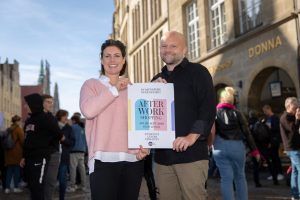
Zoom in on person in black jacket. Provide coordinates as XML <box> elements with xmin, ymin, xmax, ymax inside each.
<box><xmin>212</xmin><ymin>87</ymin><xmax>260</xmax><ymax>200</ymax></box>
<box><xmin>152</xmin><ymin>31</ymin><xmax>216</xmax><ymax>200</ymax></box>
<box><xmin>262</xmin><ymin>104</ymin><xmax>284</xmax><ymax>181</ymax></box>
<box><xmin>248</xmin><ymin>110</ymin><xmax>267</xmax><ymax>187</ymax></box>
<box><xmin>20</xmin><ymin>93</ymin><xmax>64</xmax><ymax>200</ymax></box>
<box><xmin>56</xmin><ymin>110</ymin><xmax>74</xmax><ymax>200</ymax></box>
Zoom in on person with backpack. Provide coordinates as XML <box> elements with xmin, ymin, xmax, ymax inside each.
<box><xmin>212</xmin><ymin>87</ymin><xmax>260</xmax><ymax>200</ymax></box>
<box><xmin>4</xmin><ymin>115</ymin><xmax>24</xmax><ymax>194</ymax></box>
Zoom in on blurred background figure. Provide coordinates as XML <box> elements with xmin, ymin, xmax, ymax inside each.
<box><xmin>213</xmin><ymin>87</ymin><xmax>260</xmax><ymax>200</ymax></box>
<box><xmin>4</xmin><ymin>115</ymin><xmax>24</xmax><ymax>194</ymax></box>
<box><xmin>262</xmin><ymin>104</ymin><xmax>284</xmax><ymax>181</ymax></box>
<box><xmin>67</xmin><ymin>115</ymin><xmax>87</xmax><ymax>192</ymax></box>
<box><xmin>56</xmin><ymin>110</ymin><xmax>74</xmax><ymax>200</ymax></box>
<box><xmin>42</xmin><ymin>94</ymin><xmax>62</xmax><ymax>200</ymax></box>
<box><xmin>0</xmin><ymin>125</ymin><xmax>7</xmax><ymax>192</ymax></box>
<box><xmin>280</xmin><ymin>97</ymin><xmax>300</xmax><ymax>200</ymax></box>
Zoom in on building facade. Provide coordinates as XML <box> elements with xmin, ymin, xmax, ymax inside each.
<box><xmin>112</xmin><ymin>0</ymin><xmax>300</xmax><ymax>114</ymax></box>
<box><xmin>112</xmin><ymin>0</ymin><xmax>167</xmax><ymax>82</ymax></box>
<box><xmin>0</xmin><ymin>58</ymin><xmax>60</xmax><ymax>127</ymax></box>
<box><xmin>0</xmin><ymin>59</ymin><xmax>21</xmax><ymax>128</ymax></box>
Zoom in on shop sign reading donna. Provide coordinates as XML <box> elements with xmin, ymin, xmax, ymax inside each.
<box><xmin>248</xmin><ymin>36</ymin><xmax>282</xmax><ymax>58</ymax></box>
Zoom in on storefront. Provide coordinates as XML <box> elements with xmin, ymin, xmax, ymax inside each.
<box><xmin>203</xmin><ymin>20</ymin><xmax>299</xmax><ymax>115</ymax></box>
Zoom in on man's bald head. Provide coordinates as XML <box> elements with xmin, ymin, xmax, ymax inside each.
<box><xmin>160</xmin><ymin>31</ymin><xmax>187</xmax><ymax>70</ymax></box>
<box><xmin>161</xmin><ymin>31</ymin><xmax>187</xmax><ymax>49</ymax></box>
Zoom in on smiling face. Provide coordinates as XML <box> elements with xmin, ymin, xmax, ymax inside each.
<box><xmin>160</xmin><ymin>31</ymin><xmax>187</xmax><ymax>69</ymax></box>
<box><xmin>101</xmin><ymin>46</ymin><xmax>125</xmax><ymax>76</ymax></box>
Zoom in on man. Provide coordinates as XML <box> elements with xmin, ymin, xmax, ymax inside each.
<box><xmin>56</xmin><ymin>110</ymin><xmax>75</xmax><ymax>200</ymax></box>
<box><xmin>262</xmin><ymin>104</ymin><xmax>284</xmax><ymax>181</ymax></box>
<box><xmin>152</xmin><ymin>31</ymin><xmax>216</xmax><ymax>200</ymax></box>
<box><xmin>280</xmin><ymin>97</ymin><xmax>300</xmax><ymax>200</ymax></box>
<box><xmin>42</xmin><ymin>94</ymin><xmax>61</xmax><ymax>200</ymax></box>
<box><xmin>21</xmin><ymin>93</ymin><xmax>63</xmax><ymax>200</ymax></box>
<box><xmin>67</xmin><ymin>115</ymin><xmax>87</xmax><ymax>192</ymax></box>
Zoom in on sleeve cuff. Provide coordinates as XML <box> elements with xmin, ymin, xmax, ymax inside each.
<box><xmin>109</xmin><ymin>86</ymin><xmax>119</xmax><ymax>97</ymax></box>
<box><xmin>190</xmin><ymin>120</ymin><xmax>211</xmax><ymax>139</ymax></box>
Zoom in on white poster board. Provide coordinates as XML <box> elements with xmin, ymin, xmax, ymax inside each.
<box><xmin>128</xmin><ymin>83</ymin><xmax>175</xmax><ymax>148</ymax></box>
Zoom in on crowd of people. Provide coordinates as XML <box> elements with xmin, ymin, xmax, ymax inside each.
<box><xmin>0</xmin><ymin>94</ymin><xmax>88</xmax><ymax>200</ymax></box>
<box><xmin>0</xmin><ymin>31</ymin><xmax>299</xmax><ymax>200</ymax></box>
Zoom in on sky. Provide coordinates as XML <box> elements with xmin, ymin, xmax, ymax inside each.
<box><xmin>0</xmin><ymin>0</ymin><xmax>114</xmax><ymax>115</ymax></box>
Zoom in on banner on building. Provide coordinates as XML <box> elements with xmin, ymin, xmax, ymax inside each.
<box><xmin>128</xmin><ymin>83</ymin><xmax>175</xmax><ymax>148</ymax></box>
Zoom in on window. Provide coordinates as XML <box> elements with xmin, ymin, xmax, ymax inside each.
<box><xmin>151</xmin><ymin>0</ymin><xmax>161</xmax><ymax>25</ymax></box>
<box><xmin>186</xmin><ymin>1</ymin><xmax>200</xmax><ymax>59</ymax></box>
<box><xmin>142</xmin><ymin>0</ymin><xmax>149</xmax><ymax>33</ymax></box>
<box><xmin>132</xmin><ymin>4</ymin><xmax>141</xmax><ymax>43</ymax></box>
<box><xmin>138</xmin><ymin>50</ymin><xmax>142</xmax><ymax>82</ymax></box>
<box><xmin>132</xmin><ymin>11</ymin><xmax>136</xmax><ymax>42</ymax></box>
<box><xmin>133</xmin><ymin>55</ymin><xmax>137</xmax><ymax>82</ymax></box>
<box><xmin>239</xmin><ymin>0</ymin><xmax>262</xmax><ymax>33</ymax></box>
<box><xmin>155</xmin><ymin>33</ymin><xmax>160</xmax><ymax>75</ymax></box>
<box><xmin>137</xmin><ymin>4</ymin><xmax>141</xmax><ymax>40</ymax></box>
<box><xmin>209</xmin><ymin>0</ymin><xmax>227</xmax><ymax>48</ymax></box>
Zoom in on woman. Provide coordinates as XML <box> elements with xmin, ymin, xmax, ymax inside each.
<box><xmin>80</xmin><ymin>39</ymin><xmax>149</xmax><ymax>200</ymax></box>
<box><xmin>4</xmin><ymin>115</ymin><xmax>24</xmax><ymax>194</ymax></box>
<box><xmin>212</xmin><ymin>87</ymin><xmax>260</xmax><ymax>200</ymax></box>
<box><xmin>56</xmin><ymin>109</ymin><xmax>74</xmax><ymax>200</ymax></box>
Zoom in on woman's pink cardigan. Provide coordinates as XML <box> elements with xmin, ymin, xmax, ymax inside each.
<box><xmin>80</xmin><ymin>78</ymin><xmax>138</xmax><ymax>161</ymax></box>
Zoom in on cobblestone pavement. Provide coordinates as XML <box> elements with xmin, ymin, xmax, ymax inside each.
<box><xmin>0</xmin><ymin>171</ymin><xmax>292</xmax><ymax>200</ymax></box>
<box><xmin>139</xmin><ymin>171</ymin><xmax>292</xmax><ymax>200</ymax></box>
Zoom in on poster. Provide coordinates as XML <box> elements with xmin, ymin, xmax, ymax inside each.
<box><xmin>269</xmin><ymin>81</ymin><xmax>282</xmax><ymax>97</ymax></box>
<box><xmin>128</xmin><ymin>83</ymin><xmax>175</xmax><ymax>148</ymax></box>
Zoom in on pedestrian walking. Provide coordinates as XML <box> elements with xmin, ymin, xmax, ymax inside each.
<box><xmin>212</xmin><ymin>87</ymin><xmax>260</xmax><ymax>200</ymax></box>
<box><xmin>21</xmin><ymin>93</ymin><xmax>64</xmax><ymax>200</ymax></box>
<box><xmin>56</xmin><ymin>110</ymin><xmax>74</xmax><ymax>200</ymax></box>
<box><xmin>4</xmin><ymin>115</ymin><xmax>24</xmax><ymax>194</ymax></box>
<box><xmin>279</xmin><ymin>97</ymin><xmax>300</xmax><ymax>200</ymax></box>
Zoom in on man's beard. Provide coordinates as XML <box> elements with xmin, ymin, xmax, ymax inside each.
<box><xmin>161</xmin><ymin>55</ymin><xmax>181</xmax><ymax>65</ymax></box>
